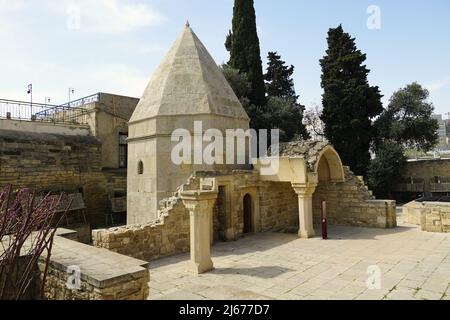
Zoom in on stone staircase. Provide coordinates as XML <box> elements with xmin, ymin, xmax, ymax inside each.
<box><xmin>156</xmin><ymin>175</ymin><xmax>201</xmax><ymax>221</ymax></box>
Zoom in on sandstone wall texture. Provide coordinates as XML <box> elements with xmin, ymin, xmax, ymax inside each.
<box><xmin>41</xmin><ymin>232</ymin><xmax>149</xmax><ymax>300</ymax></box>
<box><xmin>0</xmin><ymin>129</ymin><xmax>126</xmax><ymax>227</ymax></box>
<box><xmin>313</xmin><ymin>167</ymin><xmax>397</xmax><ymax>228</ymax></box>
<box><xmin>41</xmin><ymin>263</ymin><xmax>149</xmax><ymax>300</ymax></box>
<box><xmin>259</xmin><ymin>182</ymin><xmax>298</xmax><ymax>231</ymax></box>
<box><xmin>93</xmin><ymin>178</ymin><xmax>193</xmax><ymax>261</ymax></box>
<box><xmin>403</xmin><ymin>201</ymin><xmax>450</xmax><ymax>233</ymax></box>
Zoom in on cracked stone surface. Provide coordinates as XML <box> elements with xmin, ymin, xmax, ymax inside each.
<box><xmin>147</xmin><ymin>221</ymin><xmax>450</xmax><ymax>300</ymax></box>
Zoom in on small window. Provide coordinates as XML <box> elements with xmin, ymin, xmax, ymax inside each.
<box><xmin>119</xmin><ymin>133</ymin><xmax>128</xmax><ymax>169</ymax></box>
<box><xmin>434</xmin><ymin>176</ymin><xmax>441</xmax><ymax>184</ymax></box>
<box><xmin>138</xmin><ymin>161</ymin><xmax>144</xmax><ymax>175</ymax></box>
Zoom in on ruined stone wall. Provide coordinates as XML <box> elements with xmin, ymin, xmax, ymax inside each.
<box><xmin>0</xmin><ymin>129</ymin><xmax>125</xmax><ymax>228</ymax></box>
<box><xmin>423</xmin><ymin>204</ymin><xmax>450</xmax><ymax>233</ymax></box>
<box><xmin>93</xmin><ymin>191</ymin><xmax>190</xmax><ymax>261</ymax></box>
<box><xmin>403</xmin><ymin>201</ymin><xmax>450</xmax><ymax>233</ymax></box>
<box><xmin>93</xmin><ymin>171</ymin><xmax>264</xmax><ymax>260</ymax></box>
<box><xmin>313</xmin><ymin>167</ymin><xmax>397</xmax><ymax>228</ymax></box>
<box><xmin>259</xmin><ymin>182</ymin><xmax>298</xmax><ymax>231</ymax></box>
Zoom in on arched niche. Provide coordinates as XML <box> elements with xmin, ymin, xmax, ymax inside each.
<box><xmin>314</xmin><ymin>146</ymin><xmax>345</xmax><ymax>183</ymax></box>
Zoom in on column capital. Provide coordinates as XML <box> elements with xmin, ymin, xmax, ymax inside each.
<box><xmin>291</xmin><ymin>182</ymin><xmax>317</xmax><ymax>197</ymax></box>
<box><xmin>181</xmin><ymin>190</ymin><xmax>218</xmax><ymax>213</ymax></box>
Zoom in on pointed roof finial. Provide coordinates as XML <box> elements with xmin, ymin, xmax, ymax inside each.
<box><xmin>185</xmin><ymin>20</ymin><xmax>190</xmax><ymax>28</ymax></box>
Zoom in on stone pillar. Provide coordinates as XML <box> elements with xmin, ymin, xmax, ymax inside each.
<box><xmin>181</xmin><ymin>190</ymin><xmax>218</xmax><ymax>275</ymax></box>
<box><xmin>292</xmin><ymin>183</ymin><xmax>317</xmax><ymax>239</ymax></box>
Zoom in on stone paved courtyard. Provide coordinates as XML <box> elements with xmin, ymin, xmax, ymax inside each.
<box><xmin>148</xmin><ymin>221</ymin><xmax>450</xmax><ymax>300</ymax></box>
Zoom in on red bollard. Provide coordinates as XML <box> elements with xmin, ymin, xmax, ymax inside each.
<box><xmin>321</xmin><ymin>200</ymin><xmax>328</xmax><ymax>240</ymax></box>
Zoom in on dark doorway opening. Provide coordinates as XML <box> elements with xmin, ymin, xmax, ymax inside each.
<box><xmin>243</xmin><ymin>194</ymin><xmax>253</xmax><ymax>234</ymax></box>
<box><xmin>214</xmin><ymin>186</ymin><xmax>228</xmax><ymax>242</ymax></box>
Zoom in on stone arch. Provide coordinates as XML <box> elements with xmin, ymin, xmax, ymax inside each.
<box><xmin>314</xmin><ymin>146</ymin><xmax>345</xmax><ymax>183</ymax></box>
<box><xmin>312</xmin><ymin>146</ymin><xmax>346</xmax><ymax>228</ymax></box>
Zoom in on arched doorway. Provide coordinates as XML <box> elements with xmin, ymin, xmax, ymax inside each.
<box><xmin>243</xmin><ymin>194</ymin><xmax>253</xmax><ymax>234</ymax></box>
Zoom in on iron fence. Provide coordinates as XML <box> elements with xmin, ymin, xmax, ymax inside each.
<box><xmin>0</xmin><ymin>96</ymin><xmax>98</xmax><ymax>125</ymax></box>
<box><xmin>59</xmin><ymin>93</ymin><xmax>100</xmax><ymax>109</ymax></box>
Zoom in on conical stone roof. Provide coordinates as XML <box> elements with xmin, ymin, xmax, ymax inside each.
<box><xmin>130</xmin><ymin>24</ymin><xmax>249</xmax><ymax>123</ymax></box>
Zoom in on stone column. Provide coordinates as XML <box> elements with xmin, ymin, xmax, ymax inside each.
<box><xmin>292</xmin><ymin>183</ymin><xmax>317</xmax><ymax>239</ymax></box>
<box><xmin>181</xmin><ymin>190</ymin><xmax>218</xmax><ymax>275</ymax></box>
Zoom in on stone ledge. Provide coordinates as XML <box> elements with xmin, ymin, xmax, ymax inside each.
<box><xmin>49</xmin><ymin>234</ymin><xmax>149</xmax><ymax>289</ymax></box>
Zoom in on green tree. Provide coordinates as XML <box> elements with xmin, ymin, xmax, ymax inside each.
<box><xmin>227</xmin><ymin>0</ymin><xmax>266</xmax><ymax>107</ymax></box>
<box><xmin>374</xmin><ymin>82</ymin><xmax>439</xmax><ymax>152</ymax></box>
<box><xmin>264</xmin><ymin>52</ymin><xmax>297</xmax><ymax>99</ymax></box>
<box><xmin>265</xmin><ymin>96</ymin><xmax>309</xmax><ymax>142</ymax></box>
<box><xmin>221</xmin><ymin>65</ymin><xmax>308</xmax><ymax>141</ymax></box>
<box><xmin>367</xmin><ymin>141</ymin><xmax>407</xmax><ymax>199</ymax></box>
<box><xmin>320</xmin><ymin>25</ymin><xmax>383</xmax><ymax>175</ymax></box>
<box><xmin>221</xmin><ymin>65</ymin><xmax>266</xmax><ymax>131</ymax></box>
<box><xmin>368</xmin><ymin>83</ymin><xmax>439</xmax><ymax>198</ymax></box>
<box><xmin>221</xmin><ymin>64</ymin><xmax>251</xmax><ymax>100</ymax></box>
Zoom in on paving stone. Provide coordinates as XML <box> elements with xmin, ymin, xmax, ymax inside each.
<box><xmin>148</xmin><ymin>225</ymin><xmax>450</xmax><ymax>300</ymax></box>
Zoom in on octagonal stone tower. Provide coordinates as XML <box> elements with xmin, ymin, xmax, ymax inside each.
<box><xmin>127</xmin><ymin>23</ymin><xmax>250</xmax><ymax>224</ymax></box>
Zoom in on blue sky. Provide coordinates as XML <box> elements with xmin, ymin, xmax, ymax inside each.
<box><xmin>1</xmin><ymin>0</ymin><xmax>449</xmax><ymax>115</ymax></box>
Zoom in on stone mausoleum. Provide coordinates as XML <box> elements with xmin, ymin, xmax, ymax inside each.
<box><xmin>92</xmin><ymin>24</ymin><xmax>396</xmax><ymax>274</ymax></box>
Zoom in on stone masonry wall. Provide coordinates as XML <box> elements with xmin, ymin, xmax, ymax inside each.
<box><xmin>313</xmin><ymin>167</ymin><xmax>397</xmax><ymax>228</ymax></box>
<box><xmin>41</xmin><ymin>263</ymin><xmax>149</xmax><ymax>300</ymax></box>
<box><xmin>93</xmin><ymin>200</ymin><xmax>190</xmax><ymax>261</ymax></box>
<box><xmin>0</xmin><ymin>130</ymin><xmax>127</xmax><ymax>228</ymax></box>
<box><xmin>403</xmin><ymin>201</ymin><xmax>450</xmax><ymax>233</ymax></box>
<box><xmin>258</xmin><ymin>168</ymin><xmax>396</xmax><ymax>231</ymax></box>
<box><xmin>40</xmin><ymin>232</ymin><xmax>150</xmax><ymax>300</ymax></box>
<box><xmin>259</xmin><ymin>182</ymin><xmax>298</xmax><ymax>231</ymax></box>
<box><xmin>92</xmin><ymin>177</ymin><xmax>194</xmax><ymax>261</ymax></box>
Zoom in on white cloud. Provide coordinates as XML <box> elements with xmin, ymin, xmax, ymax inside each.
<box><xmin>426</xmin><ymin>77</ymin><xmax>450</xmax><ymax>93</ymax></box>
<box><xmin>66</xmin><ymin>0</ymin><xmax>166</xmax><ymax>34</ymax></box>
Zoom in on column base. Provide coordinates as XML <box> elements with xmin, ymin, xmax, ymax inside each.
<box><xmin>225</xmin><ymin>228</ymin><xmax>236</xmax><ymax>242</ymax></box>
<box><xmin>189</xmin><ymin>260</ymin><xmax>214</xmax><ymax>275</ymax></box>
<box><xmin>298</xmin><ymin>229</ymin><xmax>315</xmax><ymax>239</ymax></box>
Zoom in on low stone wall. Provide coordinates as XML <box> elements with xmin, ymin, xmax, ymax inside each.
<box><xmin>313</xmin><ymin>168</ymin><xmax>397</xmax><ymax>229</ymax></box>
<box><xmin>403</xmin><ymin>201</ymin><xmax>424</xmax><ymax>225</ymax></box>
<box><xmin>93</xmin><ymin>187</ymin><xmax>191</xmax><ymax>261</ymax></box>
<box><xmin>403</xmin><ymin>201</ymin><xmax>450</xmax><ymax>233</ymax></box>
<box><xmin>42</xmin><ymin>231</ymin><xmax>150</xmax><ymax>300</ymax></box>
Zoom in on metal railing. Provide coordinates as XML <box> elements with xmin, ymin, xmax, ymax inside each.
<box><xmin>430</xmin><ymin>177</ymin><xmax>450</xmax><ymax>193</ymax></box>
<box><xmin>0</xmin><ymin>96</ymin><xmax>98</xmax><ymax>125</ymax></box>
<box><xmin>394</xmin><ymin>178</ymin><xmax>425</xmax><ymax>193</ymax></box>
<box><xmin>394</xmin><ymin>183</ymin><xmax>425</xmax><ymax>193</ymax></box>
<box><xmin>59</xmin><ymin>93</ymin><xmax>100</xmax><ymax>109</ymax></box>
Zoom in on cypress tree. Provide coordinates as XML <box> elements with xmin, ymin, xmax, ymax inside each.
<box><xmin>320</xmin><ymin>25</ymin><xmax>383</xmax><ymax>175</ymax></box>
<box><xmin>264</xmin><ymin>51</ymin><xmax>297</xmax><ymax>99</ymax></box>
<box><xmin>228</xmin><ymin>0</ymin><xmax>266</xmax><ymax>107</ymax></box>
<box><xmin>264</xmin><ymin>51</ymin><xmax>309</xmax><ymax>140</ymax></box>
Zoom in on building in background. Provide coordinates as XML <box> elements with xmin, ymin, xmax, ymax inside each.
<box><xmin>432</xmin><ymin>114</ymin><xmax>449</xmax><ymax>150</ymax></box>
<box><xmin>0</xmin><ymin>93</ymin><xmax>139</xmax><ymax>232</ymax></box>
